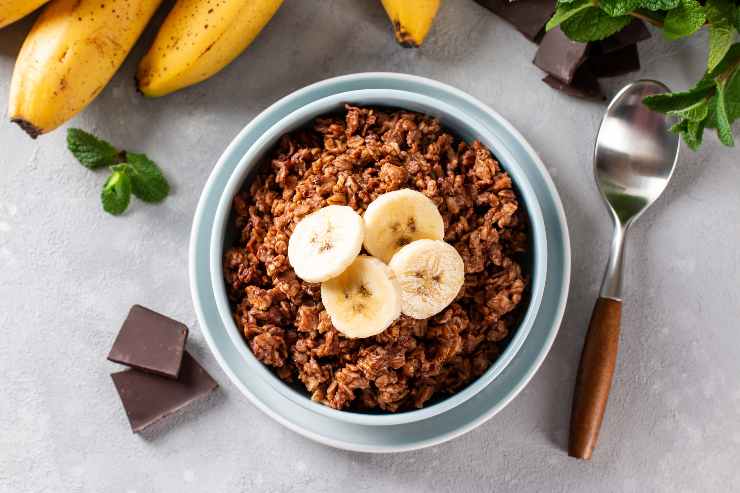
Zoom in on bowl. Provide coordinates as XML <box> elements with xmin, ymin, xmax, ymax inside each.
<box><xmin>208</xmin><ymin>88</ymin><xmax>548</xmax><ymax>426</ymax></box>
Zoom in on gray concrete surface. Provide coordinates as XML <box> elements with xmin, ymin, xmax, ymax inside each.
<box><xmin>1</xmin><ymin>1</ymin><xmax>739</xmax><ymax>492</ymax></box>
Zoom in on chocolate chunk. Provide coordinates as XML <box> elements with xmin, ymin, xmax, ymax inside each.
<box><xmin>475</xmin><ymin>0</ymin><xmax>556</xmax><ymax>41</ymax></box>
<box><xmin>534</xmin><ymin>27</ymin><xmax>588</xmax><ymax>84</ymax></box>
<box><xmin>108</xmin><ymin>305</ymin><xmax>188</xmax><ymax>379</ymax></box>
<box><xmin>588</xmin><ymin>44</ymin><xmax>640</xmax><ymax>78</ymax></box>
<box><xmin>595</xmin><ymin>19</ymin><xmax>650</xmax><ymax>54</ymax></box>
<box><xmin>111</xmin><ymin>352</ymin><xmax>218</xmax><ymax>433</ymax></box>
<box><xmin>543</xmin><ymin>67</ymin><xmax>604</xmax><ymax>101</ymax></box>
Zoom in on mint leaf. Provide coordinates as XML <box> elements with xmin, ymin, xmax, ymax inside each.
<box><xmin>672</xmin><ymin>98</ymin><xmax>710</xmax><ymax>121</ymax></box>
<box><xmin>599</xmin><ymin>0</ymin><xmax>641</xmax><ymax>17</ymax></box>
<box><xmin>724</xmin><ymin>67</ymin><xmax>740</xmax><ymax>122</ymax></box>
<box><xmin>706</xmin><ymin>0</ymin><xmax>736</xmax><ymax>71</ymax></box>
<box><xmin>713</xmin><ymin>79</ymin><xmax>735</xmax><ymax>145</ymax></box>
<box><xmin>125</xmin><ymin>152</ymin><xmax>170</xmax><ymax>203</ymax></box>
<box><xmin>663</xmin><ymin>0</ymin><xmax>706</xmax><ymax>40</ymax></box>
<box><xmin>636</xmin><ymin>0</ymin><xmax>680</xmax><ymax>10</ymax></box>
<box><xmin>643</xmin><ymin>87</ymin><xmax>713</xmax><ymax>112</ymax></box>
<box><xmin>546</xmin><ymin>0</ymin><xmax>594</xmax><ymax>31</ymax></box>
<box><xmin>101</xmin><ymin>169</ymin><xmax>132</xmax><ymax>215</ymax></box>
<box><xmin>671</xmin><ymin>119</ymin><xmax>706</xmax><ymax>150</ymax></box>
<box><xmin>67</xmin><ymin>128</ymin><xmax>119</xmax><ymax>169</ymax></box>
<box><xmin>561</xmin><ymin>7</ymin><xmax>632</xmax><ymax>42</ymax></box>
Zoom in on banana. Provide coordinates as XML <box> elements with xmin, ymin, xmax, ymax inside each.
<box><xmin>321</xmin><ymin>256</ymin><xmax>402</xmax><ymax>338</ymax></box>
<box><xmin>136</xmin><ymin>0</ymin><xmax>283</xmax><ymax>97</ymax></box>
<box><xmin>8</xmin><ymin>0</ymin><xmax>162</xmax><ymax>137</ymax></box>
<box><xmin>362</xmin><ymin>189</ymin><xmax>444</xmax><ymax>264</ymax></box>
<box><xmin>288</xmin><ymin>205</ymin><xmax>365</xmax><ymax>283</ymax></box>
<box><xmin>0</xmin><ymin>0</ymin><xmax>50</xmax><ymax>29</ymax></box>
<box><xmin>380</xmin><ymin>0</ymin><xmax>441</xmax><ymax>47</ymax></box>
<box><xmin>389</xmin><ymin>239</ymin><xmax>464</xmax><ymax>319</ymax></box>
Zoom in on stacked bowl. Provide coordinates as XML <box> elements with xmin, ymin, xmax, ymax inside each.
<box><xmin>189</xmin><ymin>73</ymin><xmax>571</xmax><ymax>452</ymax></box>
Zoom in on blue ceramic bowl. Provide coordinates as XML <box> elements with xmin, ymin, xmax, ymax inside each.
<box><xmin>208</xmin><ymin>87</ymin><xmax>548</xmax><ymax>426</ymax></box>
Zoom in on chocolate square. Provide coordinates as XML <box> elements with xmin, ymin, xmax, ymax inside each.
<box><xmin>588</xmin><ymin>44</ymin><xmax>641</xmax><ymax>78</ymax></box>
<box><xmin>534</xmin><ymin>27</ymin><xmax>589</xmax><ymax>84</ymax></box>
<box><xmin>543</xmin><ymin>67</ymin><xmax>604</xmax><ymax>101</ymax></box>
<box><xmin>108</xmin><ymin>305</ymin><xmax>188</xmax><ymax>379</ymax></box>
<box><xmin>475</xmin><ymin>0</ymin><xmax>557</xmax><ymax>41</ymax></box>
<box><xmin>111</xmin><ymin>352</ymin><xmax>218</xmax><ymax>433</ymax></box>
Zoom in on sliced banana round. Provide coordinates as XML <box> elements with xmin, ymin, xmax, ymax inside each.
<box><xmin>320</xmin><ymin>256</ymin><xmax>402</xmax><ymax>338</ymax></box>
<box><xmin>362</xmin><ymin>188</ymin><xmax>444</xmax><ymax>263</ymax></box>
<box><xmin>389</xmin><ymin>239</ymin><xmax>465</xmax><ymax>320</ymax></box>
<box><xmin>288</xmin><ymin>205</ymin><xmax>364</xmax><ymax>283</ymax></box>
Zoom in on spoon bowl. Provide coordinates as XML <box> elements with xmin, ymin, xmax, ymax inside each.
<box><xmin>594</xmin><ymin>81</ymin><xmax>680</xmax><ymax>225</ymax></box>
<box><xmin>569</xmin><ymin>80</ymin><xmax>680</xmax><ymax>460</ymax></box>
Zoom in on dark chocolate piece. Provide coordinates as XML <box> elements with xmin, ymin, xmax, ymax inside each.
<box><xmin>108</xmin><ymin>305</ymin><xmax>188</xmax><ymax>379</ymax></box>
<box><xmin>534</xmin><ymin>27</ymin><xmax>589</xmax><ymax>84</ymax></box>
<box><xmin>588</xmin><ymin>44</ymin><xmax>640</xmax><ymax>78</ymax></box>
<box><xmin>543</xmin><ymin>67</ymin><xmax>604</xmax><ymax>101</ymax></box>
<box><xmin>111</xmin><ymin>352</ymin><xmax>218</xmax><ymax>433</ymax></box>
<box><xmin>594</xmin><ymin>19</ymin><xmax>650</xmax><ymax>54</ymax></box>
<box><xmin>475</xmin><ymin>0</ymin><xmax>556</xmax><ymax>41</ymax></box>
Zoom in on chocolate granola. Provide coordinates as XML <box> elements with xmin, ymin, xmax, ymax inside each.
<box><xmin>223</xmin><ymin>105</ymin><xmax>529</xmax><ymax>412</ymax></box>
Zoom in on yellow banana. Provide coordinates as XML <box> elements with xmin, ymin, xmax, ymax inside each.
<box><xmin>380</xmin><ymin>0</ymin><xmax>441</xmax><ymax>47</ymax></box>
<box><xmin>8</xmin><ymin>0</ymin><xmax>162</xmax><ymax>137</ymax></box>
<box><xmin>0</xmin><ymin>0</ymin><xmax>50</xmax><ymax>29</ymax></box>
<box><xmin>137</xmin><ymin>0</ymin><xmax>284</xmax><ymax>97</ymax></box>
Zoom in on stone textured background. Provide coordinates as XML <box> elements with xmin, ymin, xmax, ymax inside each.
<box><xmin>1</xmin><ymin>1</ymin><xmax>739</xmax><ymax>492</ymax></box>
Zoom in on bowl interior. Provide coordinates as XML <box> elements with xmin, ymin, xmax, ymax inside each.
<box><xmin>209</xmin><ymin>89</ymin><xmax>548</xmax><ymax>426</ymax></box>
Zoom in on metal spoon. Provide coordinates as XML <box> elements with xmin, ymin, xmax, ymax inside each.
<box><xmin>568</xmin><ymin>80</ymin><xmax>680</xmax><ymax>460</ymax></box>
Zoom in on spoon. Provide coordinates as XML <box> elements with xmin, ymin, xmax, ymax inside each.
<box><xmin>568</xmin><ymin>80</ymin><xmax>680</xmax><ymax>460</ymax></box>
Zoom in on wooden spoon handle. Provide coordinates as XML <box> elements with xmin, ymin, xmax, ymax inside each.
<box><xmin>568</xmin><ymin>296</ymin><xmax>622</xmax><ymax>460</ymax></box>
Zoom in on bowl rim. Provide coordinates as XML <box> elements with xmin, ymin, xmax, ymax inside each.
<box><xmin>208</xmin><ymin>88</ymin><xmax>548</xmax><ymax>426</ymax></box>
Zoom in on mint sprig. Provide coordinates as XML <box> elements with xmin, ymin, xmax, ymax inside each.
<box><xmin>547</xmin><ymin>0</ymin><xmax>740</xmax><ymax>151</ymax></box>
<box><xmin>67</xmin><ymin>128</ymin><xmax>171</xmax><ymax>215</ymax></box>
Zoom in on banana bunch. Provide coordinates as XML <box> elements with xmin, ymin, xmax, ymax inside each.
<box><xmin>2</xmin><ymin>0</ymin><xmax>440</xmax><ymax>138</ymax></box>
<box><xmin>288</xmin><ymin>190</ymin><xmax>465</xmax><ymax>338</ymax></box>
<box><xmin>4</xmin><ymin>0</ymin><xmax>283</xmax><ymax>137</ymax></box>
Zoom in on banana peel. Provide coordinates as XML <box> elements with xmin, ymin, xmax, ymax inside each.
<box><xmin>380</xmin><ymin>0</ymin><xmax>441</xmax><ymax>47</ymax></box>
<box><xmin>0</xmin><ymin>0</ymin><xmax>50</xmax><ymax>29</ymax></box>
<box><xmin>137</xmin><ymin>0</ymin><xmax>284</xmax><ymax>97</ymax></box>
<box><xmin>8</xmin><ymin>0</ymin><xmax>162</xmax><ymax>137</ymax></box>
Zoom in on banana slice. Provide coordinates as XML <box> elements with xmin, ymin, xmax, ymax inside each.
<box><xmin>321</xmin><ymin>256</ymin><xmax>402</xmax><ymax>338</ymax></box>
<box><xmin>288</xmin><ymin>205</ymin><xmax>364</xmax><ymax>283</ymax></box>
<box><xmin>363</xmin><ymin>189</ymin><xmax>444</xmax><ymax>263</ymax></box>
<box><xmin>389</xmin><ymin>239</ymin><xmax>465</xmax><ymax>319</ymax></box>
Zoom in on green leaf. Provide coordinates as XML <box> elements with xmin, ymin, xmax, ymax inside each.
<box><xmin>723</xmin><ymin>67</ymin><xmax>740</xmax><ymax>122</ymax></box>
<box><xmin>663</xmin><ymin>0</ymin><xmax>706</xmax><ymax>40</ymax></box>
<box><xmin>101</xmin><ymin>170</ymin><xmax>132</xmax><ymax>215</ymax></box>
<box><xmin>636</xmin><ymin>0</ymin><xmax>680</xmax><ymax>10</ymax></box>
<box><xmin>67</xmin><ymin>128</ymin><xmax>119</xmax><ymax>169</ymax></box>
<box><xmin>712</xmin><ymin>79</ymin><xmax>734</xmax><ymax>146</ymax></box>
<box><xmin>672</xmin><ymin>98</ymin><xmax>710</xmax><ymax>121</ymax></box>
<box><xmin>599</xmin><ymin>0</ymin><xmax>641</xmax><ymax>17</ymax></box>
<box><xmin>705</xmin><ymin>0</ymin><xmax>736</xmax><ymax>71</ymax></box>
<box><xmin>671</xmin><ymin>119</ymin><xmax>706</xmax><ymax>150</ymax></box>
<box><xmin>546</xmin><ymin>0</ymin><xmax>594</xmax><ymax>31</ymax></box>
<box><xmin>736</xmin><ymin>6</ymin><xmax>740</xmax><ymax>32</ymax></box>
<box><xmin>643</xmin><ymin>87</ymin><xmax>713</xmax><ymax>113</ymax></box>
<box><xmin>560</xmin><ymin>7</ymin><xmax>633</xmax><ymax>42</ymax></box>
<box><xmin>125</xmin><ymin>152</ymin><xmax>170</xmax><ymax>203</ymax></box>
<box><xmin>696</xmin><ymin>43</ymin><xmax>740</xmax><ymax>89</ymax></box>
